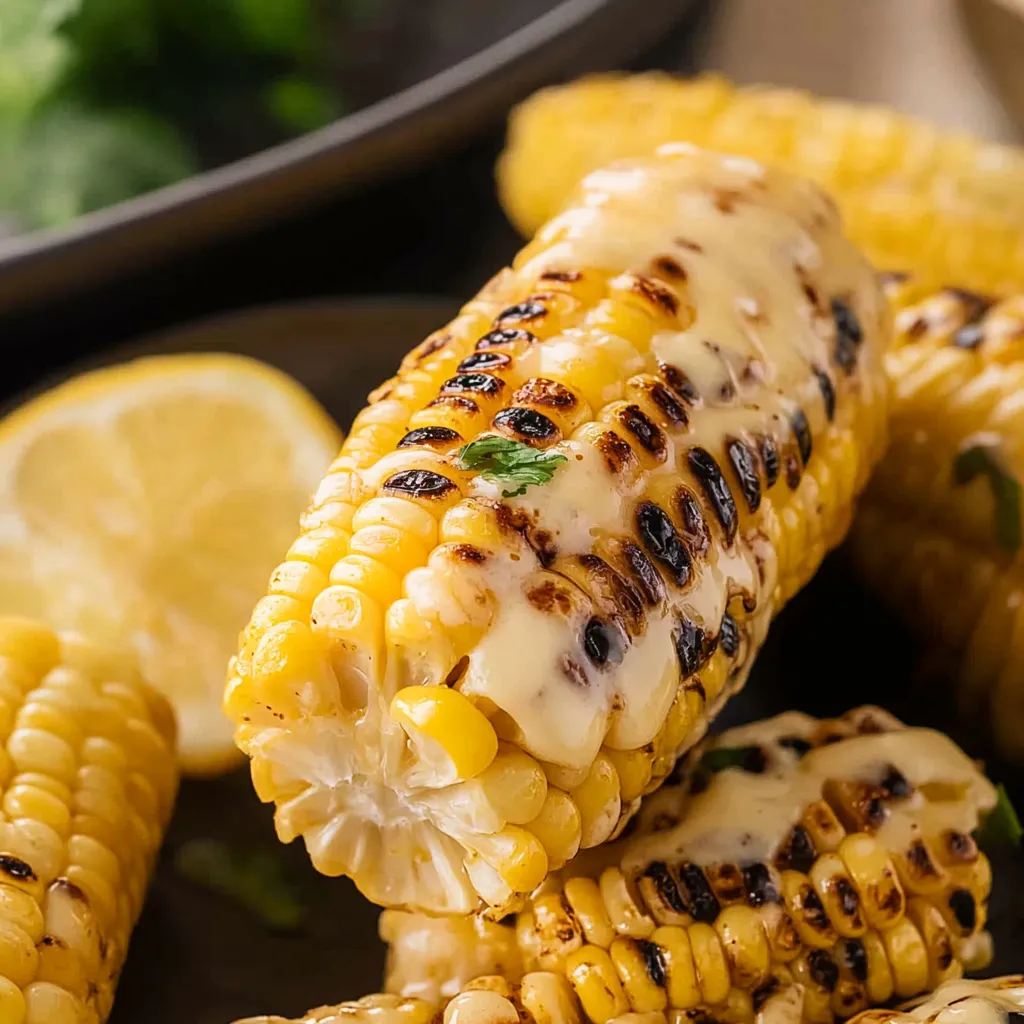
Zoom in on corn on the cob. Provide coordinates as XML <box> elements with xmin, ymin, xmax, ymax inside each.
<box><xmin>497</xmin><ymin>73</ymin><xmax>1024</xmax><ymax>293</ymax></box>
<box><xmin>846</xmin><ymin>277</ymin><xmax>1024</xmax><ymax>759</ymax></box>
<box><xmin>0</xmin><ymin>615</ymin><xmax>177</xmax><ymax>1024</ymax></box>
<box><xmin>225</xmin><ymin>146</ymin><xmax>889</xmax><ymax>915</ymax></box>
<box><xmin>381</xmin><ymin>909</ymin><xmax>522</xmax><ymax>1003</ymax></box>
<box><xmin>513</xmin><ymin>707</ymin><xmax>997</xmax><ymax>1024</ymax></box>
<box><xmin>849</xmin><ymin>976</ymin><xmax>1024</xmax><ymax>1024</ymax></box>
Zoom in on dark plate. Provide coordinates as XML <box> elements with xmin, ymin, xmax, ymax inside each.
<box><xmin>43</xmin><ymin>299</ymin><xmax>1018</xmax><ymax>1022</ymax></box>
<box><xmin>0</xmin><ymin>0</ymin><xmax>701</xmax><ymax>317</ymax></box>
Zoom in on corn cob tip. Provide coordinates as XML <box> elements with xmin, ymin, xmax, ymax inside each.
<box><xmin>227</xmin><ymin>145</ymin><xmax>888</xmax><ymax>915</ymax></box>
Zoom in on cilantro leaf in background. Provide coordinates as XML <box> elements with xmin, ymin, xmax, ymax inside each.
<box><xmin>0</xmin><ymin>0</ymin><xmax>80</xmax><ymax>118</ymax></box>
<box><xmin>975</xmin><ymin>783</ymin><xmax>1023</xmax><ymax>850</ymax></box>
<box><xmin>953</xmin><ymin>440</ymin><xmax>1023</xmax><ymax>553</ymax></box>
<box><xmin>175</xmin><ymin>838</ymin><xmax>306</xmax><ymax>931</ymax></box>
<box><xmin>457</xmin><ymin>437</ymin><xmax>568</xmax><ymax>498</ymax></box>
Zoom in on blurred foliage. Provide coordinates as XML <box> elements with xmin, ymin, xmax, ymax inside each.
<box><xmin>0</xmin><ymin>0</ymin><xmax>379</xmax><ymax>233</ymax></box>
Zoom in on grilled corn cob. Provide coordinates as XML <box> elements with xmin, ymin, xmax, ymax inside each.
<box><xmin>514</xmin><ymin>707</ymin><xmax>997</xmax><ymax>1024</ymax></box>
<box><xmin>0</xmin><ymin>615</ymin><xmax>177</xmax><ymax>1024</ymax></box>
<box><xmin>849</xmin><ymin>976</ymin><xmax>1024</xmax><ymax>1024</ymax></box>
<box><xmin>846</xmin><ymin>278</ymin><xmax>1024</xmax><ymax>759</ymax></box>
<box><xmin>497</xmin><ymin>73</ymin><xmax>1024</xmax><ymax>293</ymax></box>
<box><xmin>225</xmin><ymin>145</ymin><xmax>889</xmax><ymax>915</ymax></box>
<box><xmin>381</xmin><ymin>909</ymin><xmax>522</xmax><ymax>1003</ymax></box>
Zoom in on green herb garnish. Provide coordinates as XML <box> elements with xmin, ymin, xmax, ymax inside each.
<box><xmin>174</xmin><ymin>839</ymin><xmax>305</xmax><ymax>931</ymax></box>
<box><xmin>974</xmin><ymin>783</ymin><xmax>1023</xmax><ymax>850</ymax></box>
<box><xmin>699</xmin><ymin>745</ymin><xmax>765</xmax><ymax>774</ymax></box>
<box><xmin>457</xmin><ymin>437</ymin><xmax>567</xmax><ymax>498</ymax></box>
<box><xmin>953</xmin><ymin>441</ymin><xmax>1022</xmax><ymax>553</ymax></box>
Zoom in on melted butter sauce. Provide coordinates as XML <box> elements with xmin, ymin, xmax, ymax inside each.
<box><xmin>456</xmin><ymin>146</ymin><xmax>885</xmax><ymax>768</ymax></box>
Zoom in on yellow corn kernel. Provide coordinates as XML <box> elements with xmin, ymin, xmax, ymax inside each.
<box><xmin>838</xmin><ymin>834</ymin><xmax>905</xmax><ymax>930</ymax></box>
<box><xmin>0</xmin><ymin>976</ymin><xmax>25</xmax><ymax>1024</ymax></box>
<box><xmin>790</xmin><ymin>953</ymin><xmax>833</xmax><ymax>1024</ymax></box>
<box><xmin>600</xmin><ymin>868</ymin><xmax>654</xmax><ymax>939</ymax></box>
<box><xmin>881</xmin><ymin>917</ymin><xmax>930</xmax><ymax>999</ymax></box>
<box><xmin>905</xmin><ymin>897</ymin><xmax>957</xmax><ymax>990</ymax></box>
<box><xmin>604</xmin><ymin>748</ymin><xmax>653</xmax><ymax>805</ymax></box>
<box><xmin>713</xmin><ymin>904</ymin><xmax>770</xmax><ymax>990</ymax></box>
<box><xmin>0</xmin><ymin>919</ymin><xmax>38</xmax><ymax>988</ymax></box>
<box><xmin>520</xmin><ymin>971</ymin><xmax>581</xmax><ymax>1024</ymax></box>
<box><xmin>330</xmin><ymin>555</ymin><xmax>403</xmax><ymax>607</ymax></box>
<box><xmin>527</xmin><ymin>789</ymin><xmax>582</xmax><ymax>871</ymax></box>
<box><xmin>759</xmin><ymin>903</ymin><xmax>801</xmax><ymax>963</ymax></box>
<box><xmin>810</xmin><ymin>853</ymin><xmax>867</xmax><ymax>938</ymax></box>
<box><xmin>802</xmin><ymin>801</ymin><xmax>846</xmax><ymax>854</ymax></box>
<box><xmin>349</xmin><ymin>525</ymin><xmax>430</xmax><ymax>576</ymax></box>
<box><xmin>6</xmin><ymin>730</ymin><xmax>76</xmax><ymax>787</ymax></box>
<box><xmin>443</xmin><ymin>989</ymin><xmax>519</xmax><ymax>1024</ymax></box>
<box><xmin>391</xmin><ymin>686</ymin><xmax>498</xmax><ymax>782</ymax></box>
<box><xmin>531</xmin><ymin>891</ymin><xmax>584</xmax><ymax>970</ymax></box>
<box><xmin>651</xmin><ymin>926</ymin><xmax>700</xmax><ymax>1010</ymax></box>
<box><xmin>268</xmin><ymin>560</ymin><xmax>329</xmax><ymax>604</ymax></box>
<box><xmin>2</xmin><ymin>786</ymin><xmax>69</xmax><ymax>837</ymax></box>
<box><xmin>565</xmin><ymin>946</ymin><xmax>630</xmax><ymax>1024</ymax></box>
<box><xmin>857</xmin><ymin>929</ymin><xmax>895</xmax><ymax>1006</ymax></box>
<box><xmin>564</xmin><ymin>877</ymin><xmax>616</xmax><ymax>949</ymax></box>
<box><xmin>687</xmin><ymin>922</ymin><xmax>730</xmax><ymax>1006</ymax></box>
<box><xmin>780</xmin><ymin>870</ymin><xmax>837</xmax><ymax>950</ymax></box>
<box><xmin>353</xmin><ymin>497</ymin><xmax>440</xmax><ymax>548</ymax></box>
<box><xmin>286</xmin><ymin>525</ymin><xmax>352</xmax><ymax>570</ymax></box>
<box><xmin>0</xmin><ymin>621</ymin><xmax>59</xmax><ymax>683</ymax></box>
<box><xmin>572</xmin><ymin>754</ymin><xmax>621</xmax><ymax>849</ymax></box>
<box><xmin>24</xmin><ymin>982</ymin><xmax>82</xmax><ymax>1024</ymax></box>
<box><xmin>478</xmin><ymin>745</ymin><xmax>547</xmax><ymax>825</ymax></box>
<box><xmin>250</xmin><ymin>622</ymin><xmax>338</xmax><ymax>720</ymax></box>
<box><xmin>470</xmin><ymin>827</ymin><xmax>549</xmax><ymax>894</ymax></box>
<box><xmin>610</xmin><ymin>937</ymin><xmax>668</xmax><ymax>1013</ymax></box>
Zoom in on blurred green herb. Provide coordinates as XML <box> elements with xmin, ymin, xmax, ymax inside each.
<box><xmin>975</xmin><ymin>784</ymin><xmax>1023</xmax><ymax>850</ymax></box>
<box><xmin>953</xmin><ymin>441</ymin><xmax>1022</xmax><ymax>553</ymax></box>
<box><xmin>174</xmin><ymin>838</ymin><xmax>306</xmax><ymax>931</ymax></box>
<box><xmin>698</xmin><ymin>746</ymin><xmax>762</xmax><ymax>774</ymax></box>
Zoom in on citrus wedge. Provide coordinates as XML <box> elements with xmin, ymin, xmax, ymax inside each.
<box><xmin>0</xmin><ymin>353</ymin><xmax>341</xmax><ymax>775</ymax></box>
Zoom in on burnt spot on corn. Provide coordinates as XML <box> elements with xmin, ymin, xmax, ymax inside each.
<box><xmin>719</xmin><ymin>612</ymin><xmax>740</xmax><ymax>658</ymax></box>
<box><xmin>637</xmin><ymin>939</ymin><xmax>667</xmax><ymax>987</ymax></box>
<box><xmin>596</xmin><ymin>429</ymin><xmax>639</xmax><ymax>476</ymax></box>
<box><xmin>653</xmin><ymin>255</ymin><xmax>687</xmax><ymax>280</ymax></box>
<box><xmin>645</xmin><ymin>381</ymin><xmax>689</xmax><ymax>427</ymax></box>
<box><xmin>0</xmin><ymin>855</ymin><xmax>36</xmax><ymax>882</ymax></box>
<box><xmin>493</xmin><ymin>407</ymin><xmax>560</xmax><ymax>444</ymax></box>
<box><xmin>905</xmin><ymin>840</ymin><xmax>942</xmax><ymax>883</ymax></box>
<box><xmin>629</xmin><ymin>274</ymin><xmax>680</xmax><ymax>317</ymax></box>
<box><xmin>677</xmin><ymin>863</ymin><xmax>720</xmax><ymax>923</ymax></box>
<box><xmin>776</xmin><ymin>825</ymin><xmax>816</xmax><ymax>874</ymax></box>
<box><xmin>942</xmin><ymin>830</ymin><xmax>978</xmax><ymax>864</ymax></box>
<box><xmin>687</xmin><ymin>447</ymin><xmax>739</xmax><ymax>545</ymax></box>
<box><xmin>383</xmin><ymin>470</ymin><xmax>458</xmax><ymax>499</ymax></box>
<box><xmin>953</xmin><ymin>323</ymin><xmax>986</xmax><ymax>350</ymax></box>
<box><xmin>495</xmin><ymin>301</ymin><xmax>548</xmax><ymax>325</ymax></box>
<box><xmin>759</xmin><ymin>435</ymin><xmax>780</xmax><ymax>489</ymax></box>
<box><xmin>513</xmin><ymin>378</ymin><xmax>578</xmax><ymax>411</ymax></box>
<box><xmin>839</xmin><ymin>939</ymin><xmax>869</xmax><ymax>982</ymax></box>
<box><xmin>832</xmin><ymin>297</ymin><xmax>864</xmax><ymax>374</ymax></box>
<box><xmin>477</xmin><ymin>328</ymin><xmax>538</xmax><ymax>350</ymax></box>
<box><xmin>458</xmin><ymin>351</ymin><xmax>512</xmax><ymax>373</ymax></box>
<box><xmin>752</xmin><ymin>978</ymin><xmax>780</xmax><ymax>1011</ymax></box>
<box><xmin>876</xmin><ymin>879</ymin><xmax>905</xmax><ymax>917</ymax></box>
<box><xmin>808</xmin><ymin>950</ymin><xmax>840</xmax><ymax>991</ymax></box>
<box><xmin>675</xmin><ymin>238</ymin><xmax>704</xmax><ymax>254</ymax></box>
<box><xmin>411</xmin><ymin>331</ymin><xmax>451</xmax><ymax>363</ymax></box>
<box><xmin>833</xmin><ymin>877</ymin><xmax>862</xmax><ymax>921</ymax></box>
<box><xmin>397</xmin><ymin>426</ymin><xmax>462</xmax><ymax>449</ymax></box>
<box><xmin>583</xmin><ymin>617</ymin><xmax>620</xmax><ymax>667</ymax></box>
<box><xmin>617</xmin><ymin>540</ymin><xmax>666</xmax><ymax>607</ymax></box>
<box><xmin>948</xmin><ymin>888</ymin><xmax>977</xmax><ymax>932</ymax></box>
<box><xmin>560</xmin><ymin>656</ymin><xmax>589</xmax><ymax>688</ymax></box>
<box><xmin>826</xmin><ymin>780</ymin><xmax>889</xmax><ymax>833</ymax></box>
<box><xmin>526</xmin><ymin>580</ymin><xmax>574</xmax><ymax>616</ymax></box>
<box><xmin>743</xmin><ymin>863</ymin><xmax>781</xmax><ymax>906</ymax></box>
<box><xmin>777</xmin><ymin>735</ymin><xmax>812</xmax><ymax>757</ymax></box>
<box><xmin>726</xmin><ymin>437</ymin><xmax>762</xmax><ymax>513</ymax></box>
<box><xmin>711</xmin><ymin>188</ymin><xmax>742</xmax><ymax>215</ymax></box>
<box><xmin>675</xmin><ymin>487</ymin><xmax>710</xmax><ymax>557</ymax></box>
<box><xmin>618</xmin><ymin>405</ymin><xmax>668</xmax><ymax>459</ymax></box>
<box><xmin>441</xmin><ymin>373</ymin><xmax>505</xmax><ymax>397</ymax></box>
<box><xmin>707</xmin><ymin>863</ymin><xmax>746</xmax><ymax>904</ymax></box>
<box><xmin>429</xmin><ymin>395</ymin><xmax>479</xmax><ymax>415</ymax></box>
<box><xmin>644</xmin><ymin>861</ymin><xmax>687</xmax><ymax>914</ymax></box>
<box><xmin>658</xmin><ymin>361</ymin><xmax>700</xmax><ymax>405</ymax></box>
<box><xmin>946</xmin><ymin>287</ymin><xmax>993</xmax><ymax>325</ymax></box>
<box><xmin>799</xmin><ymin>886</ymin><xmax>833</xmax><ymax>937</ymax></box>
<box><xmin>449</xmin><ymin>544</ymin><xmax>487</xmax><ymax>565</ymax></box>
<box><xmin>637</xmin><ymin>502</ymin><xmax>692</xmax><ymax>587</ymax></box>
<box><xmin>783</xmin><ymin>451</ymin><xmax>802</xmax><ymax>489</ymax></box>
<box><xmin>717</xmin><ymin>381</ymin><xmax>736</xmax><ymax>403</ymax></box>
<box><xmin>539</xmin><ymin>269</ymin><xmax>582</xmax><ymax>283</ymax></box>
<box><xmin>790</xmin><ymin>409</ymin><xmax>813</xmax><ymax>465</ymax></box>
<box><xmin>814</xmin><ymin>367</ymin><xmax>837</xmax><ymax>422</ymax></box>
<box><xmin>880</xmin><ymin>766</ymin><xmax>912</xmax><ymax>799</ymax></box>
<box><xmin>577</xmin><ymin>554</ymin><xmax>645</xmax><ymax>636</ymax></box>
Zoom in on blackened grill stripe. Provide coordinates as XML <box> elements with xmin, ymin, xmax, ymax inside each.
<box><xmin>719</xmin><ymin>613</ymin><xmax>740</xmax><ymax>658</ymax></box>
<box><xmin>687</xmin><ymin>448</ymin><xmax>738</xmax><ymax>545</ymax></box>
<box><xmin>496</xmin><ymin>302</ymin><xmax>547</xmax><ymax>323</ymax></box>
<box><xmin>948</xmin><ymin>889</ymin><xmax>977</xmax><ymax>932</ymax></box>
<box><xmin>726</xmin><ymin>438</ymin><xmax>762</xmax><ymax>513</ymax></box>
<box><xmin>620</xmin><ymin>541</ymin><xmax>667</xmax><ymax>607</ymax></box>
<box><xmin>742</xmin><ymin>863</ymin><xmax>781</xmax><ymax>906</ymax></box>
<box><xmin>808</xmin><ymin>950</ymin><xmax>839</xmax><ymax>991</ymax></box>
<box><xmin>644</xmin><ymin>862</ymin><xmax>687</xmax><ymax>913</ymax></box>
<box><xmin>458</xmin><ymin>351</ymin><xmax>512</xmax><ymax>372</ymax></box>
<box><xmin>675</xmin><ymin>617</ymin><xmax>714</xmax><ymax>677</ymax></box>
<box><xmin>759</xmin><ymin>436</ymin><xmax>780</xmax><ymax>489</ymax></box>
<box><xmin>678</xmin><ymin>863</ymin><xmax>720</xmax><ymax>923</ymax></box>
<box><xmin>814</xmin><ymin>367</ymin><xmax>837</xmax><ymax>422</ymax></box>
<box><xmin>636</xmin><ymin>502</ymin><xmax>692</xmax><ymax>586</ymax></box>
<box><xmin>638</xmin><ymin>940</ymin><xmax>667</xmax><ymax>988</ymax></box>
<box><xmin>676</xmin><ymin>489</ymin><xmax>710</xmax><ymax>556</ymax></box>
<box><xmin>831</xmin><ymin>297</ymin><xmax>863</xmax><ymax>374</ymax></box>
<box><xmin>790</xmin><ymin>410</ymin><xmax>813</xmax><ymax>465</ymax></box>
<box><xmin>492</xmin><ymin>407</ymin><xmax>559</xmax><ymax>441</ymax></box>
<box><xmin>383</xmin><ymin>470</ymin><xmax>457</xmax><ymax>498</ymax></box>
<box><xmin>476</xmin><ymin>328</ymin><xmax>537</xmax><ymax>350</ymax></box>
<box><xmin>397</xmin><ymin>426</ymin><xmax>462</xmax><ymax>448</ymax></box>
<box><xmin>619</xmin><ymin>405</ymin><xmax>667</xmax><ymax>457</ymax></box>
<box><xmin>442</xmin><ymin>373</ymin><xmax>505</xmax><ymax>396</ymax></box>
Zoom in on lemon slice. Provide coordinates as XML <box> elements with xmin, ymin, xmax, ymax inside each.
<box><xmin>0</xmin><ymin>353</ymin><xmax>341</xmax><ymax>775</ymax></box>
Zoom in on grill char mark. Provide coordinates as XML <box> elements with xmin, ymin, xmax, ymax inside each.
<box><xmin>687</xmin><ymin>448</ymin><xmax>739</xmax><ymax>545</ymax></box>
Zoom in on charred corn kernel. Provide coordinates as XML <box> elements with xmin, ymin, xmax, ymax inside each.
<box><xmin>650</xmin><ymin>927</ymin><xmax>700</xmax><ymax>1010</ymax></box>
<box><xmin>0</xmin><ymin>618</ymin><xmax>178</xmax><ymax>1024</ymax></box>
<box><xmin>847</xmin><ymin>281</ymin><xmax>1024</xmax><ymax>761</ymax></box>
<box><xmin>573</xmin><ymin>755</ymin><xmax>621</xmax><ymax>849</ymax></box>
<box><xmin>609</xmin><ymin>938</ymin><xmax>668</xmax><ymax>1013</ymax></box>
<box><xmin>511</xmin><ymin>709</ymin><xmax>996</xmax><ymax>1024</ymax></box>
<box><xmin>391</xmin><ymin>686</ymin><xmax>498</xmax><ymax>782</ymax></box>
<box><xmin>527</xmin><ymin>790</ymin><xmax>582</xmax><ymax>872</ymax></box>
<box><xmin>228</xmin><ymin>146</ymin><xmax>888</xmax><ymax>914</ymax></box>
<box><xmin>520</xmin><ymin>972</ymin><xmax>581</xmax><ymax>1024</ymax></box>
<box><xmin>498</xmin><ymin>73</ymin><xmax>1024</xmax><ymax>292</ymax></box>
<box><xmin>566</xmin><ymin>947</ymin><xmax>630</xmax><ymax>1024</ymax></box>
